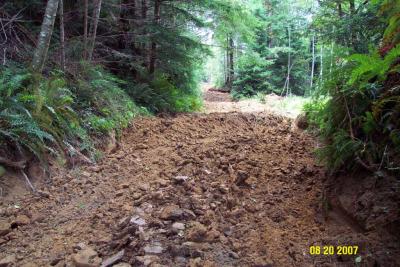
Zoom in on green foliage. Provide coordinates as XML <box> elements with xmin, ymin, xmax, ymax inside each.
<box><xmin>232</xmin><ymin>51</ymin><xmax>274</xmax><ymax>98</ymax></box>
<box><xmin>0</xmin><ymin>63</ymin><xmax>147</xmax><ymax>164</ymax></box>
<box><xmin>305</xmin><ymin>19</ymin><xmax>400</xmax><ymax>173</ymax></box>
<box><xmin>348</xmin><ymin>44</ymin><xmax>400</xmax><ymax>84</ymax></box>
<box><xmin>228</xmin><ymin>0</ymin><xmax>312</xmax><ymax>98</ymax></box>
<box><xmin>373</xmin><ymin>0</ymin><xmax>400</xmax><ymax>46</ymax></box>
<box><xmin>211</xmin><ymin>0</ymin><xmax>260</xmax><ymax>44</ymax></box>
<box><xmin>303</xmin><ymin>98</ymin><xmax>329</xmax><ymax>131</ymax></box>
<box><xmin>127</xmin><ymin>73</ymin><xmax>202</xmax><ymax>113</ymax></box>
<box><xmin>74</xmin><ymin>64</ymin><xmax>146</xmax><ymax>136</ymax></box>
<box><xmin>314</xmin><ymin>0</ymin><xmax>385</xmax><ymax>53</ymax></box>
<box><xmin>0</xmin><ymin>66</ymin><xmax>70</xmax><ymax>163</ymax></box>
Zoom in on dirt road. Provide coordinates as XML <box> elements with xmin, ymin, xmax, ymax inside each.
<box><xmin>0</xmin><ymin>91</ymin><xmax>398</xmax><ymax>266</ymax></box>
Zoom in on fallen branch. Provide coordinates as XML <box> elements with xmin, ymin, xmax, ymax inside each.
<box><xmin>20</xmin><ymin>170</ymin><xmax>37</xmax><ymax>193</ymax></box>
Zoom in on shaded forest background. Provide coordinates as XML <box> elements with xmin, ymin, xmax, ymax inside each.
<box><xmin>0</xmin><ymin>0</ymin><xmax>399</xmax><ymax>176</ymax></box>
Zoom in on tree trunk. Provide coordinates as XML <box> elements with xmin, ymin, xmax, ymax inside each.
<box><xmin>223</xmin><ymin>51</ymin><xmax>227</xmax><ymax>84</ymax></box>
<box><xmin>141</xmin><ymin>0</ymin><xmax>148</xmax><ymax>67</ymax></box>
<box><xmin>32</xmin><ymin>0</ymin><xmax>60</xmax><ymax>73</ymax></box>
<box><xmin>141</xmin><ymin>0</ymin><xmax>147</xmax><ymax>21</ymax></box>
<box><xmin>349</xmin><ymin>0</ymin><xmax>355</xmax><ymax>13</ymax></box>
<box><xmin>119</xmin><ymin>0</ymin><xmax>138</xmax><ymax>77</ymax></box>
<box><xmin>264</xmin><ymin>0</ymin><xmax>273</xmax><ymax>48</ymax></box>
<box><xmin>320</xmin><ymin>45</ymin><xmax>323</xmax><ymax>84</ymax></box>
<box><xmin>131</xmin><ymin>0</ymin><xmax>137</xmax><ymax>50</ymax></box>
<box><xmin>336</xmin><ymin>1</ymin><xmax>345</xmax><ymax>45</ymax></box>
<box><xmin>59</xmin><ymin>0</ymin><xmax>65</xmax><ymax>71</ymax></box>
<box><xmin>225</xmin><ymin>35</ymin><xmax>229</xmax><ymax>85</ymax></box>
<box><xmin>337</xmin><ymin>1</ymin><xmax>344</xmax><ymax>18</ymax></box>
<box><xmin>88</xmin><ymin>0</ymin><xmax>102</xmax><ymax>61</ymax></box>
<box><xmin>310</xmin><ymin>33</ymin><xmax>315</xmax><ymax>89</ymax></box>
<box><xmin>83</xmin><ymin>0</ymin><xmax>88</xmax><ymax>59</ymax></box>
<box><xmin>149</xmin><ymin>0</ymin><xmax>161</xmax><ymax>74</ymax></box>
<box><xmin>120</xmin><ymin>0</ymin><xmax>130</xmax><ymax>50</ymax></box>
<box><xmin>349</xmin><ymin>0</ymin><xmax>357</xmax><ymax>49</ymax></box>
<box><xmin>286</xmin><ymin>26</ymin><xmax>291</xmax><ymax>95</ymax></box>
<box><xmin>228</xmin><ymin>36</ymin><xmax>234</xmax><ymax>87</ymax></box>
<box><xmin>329</xmin><ymin>42</ymin><xmax>334</xmax><ymax>74</ymax></box>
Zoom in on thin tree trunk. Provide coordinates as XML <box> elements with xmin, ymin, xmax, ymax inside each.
<box><xmin>88</xmin><ymin>0</ymin><xmax>102</xmax><ymax>61</ymax></box>
<box><xmin>337</xmin><ymin>1</ymin><xmax>345</xmax><ymax>45</ymax></box>
<box><xmin>141</xmin><ymin>0</ymin><xmax>148</xmax><ymax>67</ymax></box>
<box><xmin>286</xmin><ymin>26</ymin><xmax>291</xmax><ymax>95</ymax></box>
<box><xmin>131</xmin><ymin>0</ymin><xmax>137</xmax><ymax>50</ymax></box>
<box><xmin>229</xmin><ymin>36</ymin><xmax>234</xmax><ymax>87</ymax></box>
<box><xmin>310</xmin><ymin>33</ymin><xmax>315</xmax><ymax>89</ymax></box>
<box><xmin>225</xmin><ymin>35</ymin><xmax>229</xmax><ymax>85</ymax></box>
<box><xmin>120</xmin><ymin>0</ymin><xmax>130</xmax><ymax>50</ymax></box>
<box><xmin>349</xmin><ymin>0</ymin><xmax>355</xmax><ymax>14</ymax></box>
<box><xmin>337</xmin><ymin>1</ymin><xmax>344</xmax><ymax>18</ymax></box>
<box><xmin>320</xmin><ymin>45</ymin><xmax>323</xmax><ymax>83</ymax></box>
<box><xmin>59</xmin><ymin>0</ymin><xmax>65</xmax><ymax>71</ymax></box>
<box><xmin>32</xmin><ymin>0</ymin><xmax>60</xmax><ymax>72</ymax></box>
<box><xmin>149</xmin><ymin>0</ymin><xmax>160</xmax><ymax>74</ymax></box>
<box><xmin>131</xmin><ymin>0</ymin><xmax>138</xmax><ymax>78</ymax></box>
<box><xmin>83</xmin><ymin>0</ymin><xmax>88</xmax><ymax>59</ymax></box>
<box><xmin>141</xmin><ymin>0</ymin><xmax>147</xmax><ymax>22</ymax></box>
<box><xmin>329</xmin><ymin>42</ymin><xmax>334</xmax><ymax>74</ymax></box>
<box><xmin>223</xmin><ymin>50</ymin><xmax>227</xmax><ymax>84</ymax></box>
<box><xmin>349</xmin><ymin>0</ymin><xmax>357</xmax><ymax>49</ymax></box>
<box><xmin>265</xmin><ymin>0</ymin><xmax>273</xmax><ymax>48</ymax></box>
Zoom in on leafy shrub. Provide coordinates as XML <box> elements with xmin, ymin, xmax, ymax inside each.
<box><xmin>303</xmin><ymin>98</ymin><xmax>329</xmax><ymax>132</ymax></box>
<box><xmin>305</xmin><ymin>45</ymin><xmax>400</xmax><ymax>173</ymax></box>
<box><xmin>74</xmin><ymin>64</ymin><xmax>148</xmax><ymax>135</ymax></box>
<box><xmin>348</xmin><ymin>45</ymin><xmax>400</xmax><ymax>85</ymax></box>
<box><xmin>0</xmin><ymin>63</ymin><xmax>148</xmax><ymax>165</ymax></box>
<box><xmin>0</xmin><ymin>66</ymin><xmax>84</xmax><ymax>163</ymax></box>
<box><xmin>127</xmin><ymin>72</ymin><xmax>202</xmax><ymax>113</ymax></box>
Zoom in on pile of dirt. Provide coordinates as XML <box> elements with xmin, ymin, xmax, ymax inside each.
<box><xmin>203</xmin><ymin>91</ymin><xmax>271</xmax><ymax>114</ymax></box>
<box><xmin>0</xmin><ymin>112</ymin><xmax>399</xmax><ymax>266</ymax></box>
<box><xmin>202</xmin><ymin>89</ymin><xmax>302</xmax><ymax>119</ymax></box>
<box><xmin>203</xmin><ymin>90</ymin><xmax>233</xmax><ymax>102</ymax></box>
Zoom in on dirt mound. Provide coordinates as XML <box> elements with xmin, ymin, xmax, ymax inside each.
<box><xmin>0</xmin><ymin>113</ymin><xmax>399</xmax><ymax>266</ymax></box>
<box><xmin>203</xmin><ymin>90</ymin><xmax>232</xmax><ymax>102</ymax></box>
<box><xmin>203</xmin><ymin>91</ymin><xmax>270</xmax><ymax>114</ymax></box>
<box><xmin>202</xmin><ymin>88</ymin><xmax>304</xmax><ymax>118</ymax></box>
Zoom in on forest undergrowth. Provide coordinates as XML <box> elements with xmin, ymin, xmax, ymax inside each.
<box><xmin>304</xmin><ymin>0</ymin><xmax>400</xmax><ymax>176</ymax></box>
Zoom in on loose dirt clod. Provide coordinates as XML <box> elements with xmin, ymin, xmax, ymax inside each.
<box><xmin>0</xmin><ymin>221</ymin><xmax>11</xmax><ymax>237</ymax></box>
<box><xmin>186</xmin><ymin>222</ymin><xmax>208</xmax><ymax>242</ymax></box>
<box><xmin>72</xmin><ymin>246</ymin><xmax>102</xmax><ymax>267</ymax></box>
<box><xmin>0</xmin><ymin>254</ymin><xmax>15</xmax><ymax>267</ymax></box>
<box><xmin>101</xmin><ymin>249</ymin><xmax>125</xmax><ymax>267</ymax></box>
<box><xmin>159</xmin><ymin>205</ymin><xmax>184</xmax><ymax>221</ymax></box>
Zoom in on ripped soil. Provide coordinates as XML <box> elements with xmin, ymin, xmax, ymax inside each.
<box><xmin>0</xmin><ymin>111</ymin><xmax>399</xmax><ymax>267</ymax></box>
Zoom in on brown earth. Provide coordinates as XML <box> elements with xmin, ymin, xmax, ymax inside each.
<box><xmin>202</xmin><ymin>89</ymin><xmax>287</xmax><ymax>116</ymax></box>
<box><xmin>0</xmin><ymin>91</ymin><xmax>399</xmax><ymax>267</ymax></box>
